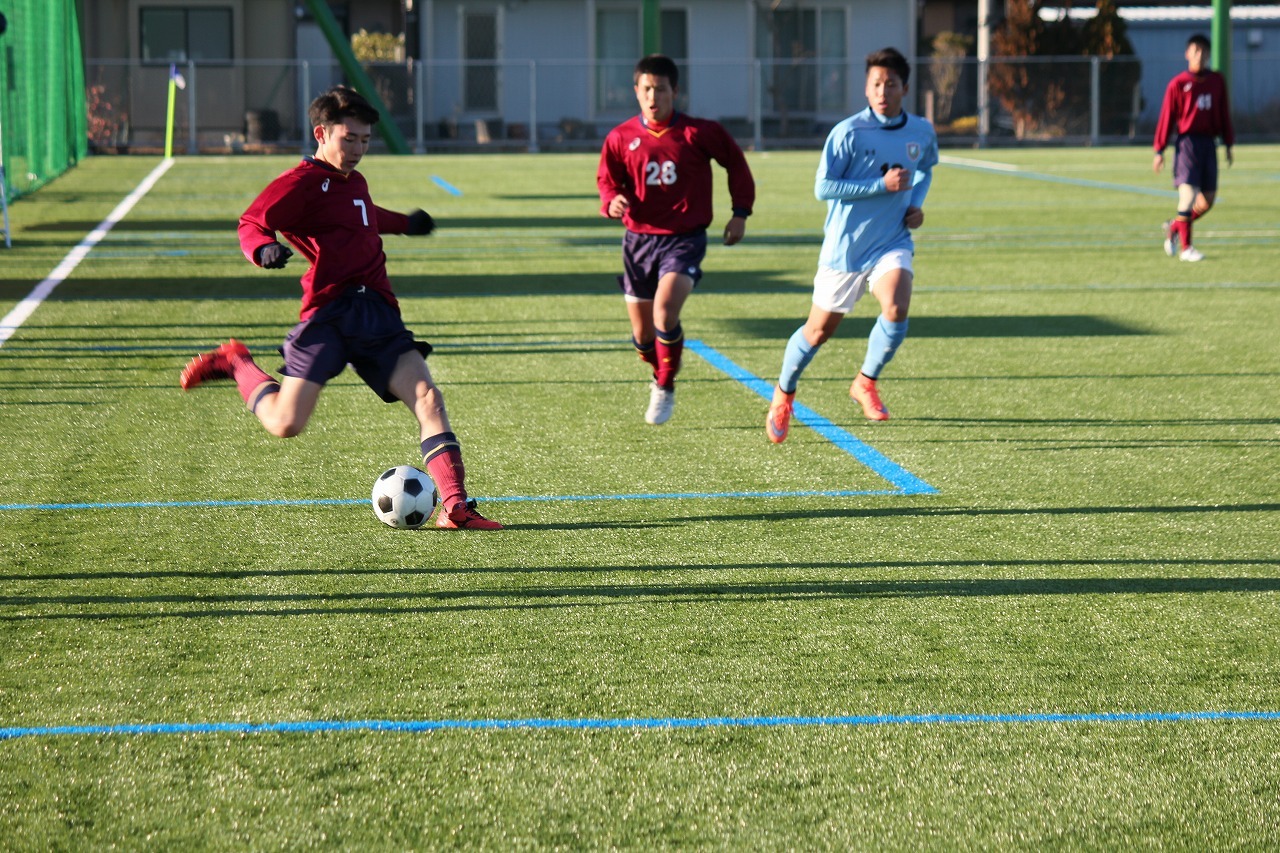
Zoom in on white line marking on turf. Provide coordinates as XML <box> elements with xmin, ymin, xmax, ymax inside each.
<box><xmin>0</xmin><ymin>158</ymin><xmax>176</xmax><ymax>349</ymax></box>
<box><xmin>939</xmin><ymin>154</ymin><xmax>1173</xmax><ymax>198</ymax></box>
<box><xmin>940</xmin><ymin>154</ymin><xmax>1020</xmax><ymax>171</ymax></box>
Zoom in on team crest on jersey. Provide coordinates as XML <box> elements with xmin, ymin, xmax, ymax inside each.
<box><xmin>629</xmin><ymin>138</ymin><xmax>642</xmax><ymax>151</ymax></box>
<box><xmin>907</xmin><ymin>142</ymin><xmax>921</xmax><ymax>161</ymax></box>
<box><xmin>322</xmin><ymin>178</ymin><xmax>330</xmax><ymax>192</ymax></box>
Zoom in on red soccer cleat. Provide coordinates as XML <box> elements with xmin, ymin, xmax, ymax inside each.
<box><xmin>180</xmin><ymin>339</ymin><xmax>251</xmax><ymax>390</ymax></box>
<box><xmin>850</xmin><ymin>373</ymin><xmax>890</xmax><ymax>421</ymax></box>
<box><xmin>435</xmin><ymin>499</ymin><xmax>503</xmax><ymax>530</ymax></box>
<box><xmin>766</xmin><ymin>387</ymin><xmax>795</xmax><ymax>444</ymax></box>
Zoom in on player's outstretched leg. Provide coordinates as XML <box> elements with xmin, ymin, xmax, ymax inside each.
<box><xmin>421</xmin><ymin>432</ymin><xmax>503</xmax><ymax>530</ymax></box>
<box><xmin>850</xmin><ymin>372</ymin><xmax>890</xmax><ymax>421</ymax></box>
<box><xmin>766</xmin><ymin>386</ymin><xmax>795</xmax><ymax>444</ymax></box>
<box><xmin>180</xmin><ymin>339</ymin><xmax>251</xmax><ymax>390</ymax></box>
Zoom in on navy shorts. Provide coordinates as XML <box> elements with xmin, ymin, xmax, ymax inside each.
<box><xmin>280</xmin><ymin>287</ymin><xmax>432</xmax><ymax>403</ymax></box>
<box><xmin>617</xmin><ymin>230</ymin><xmax>707</xmax><ymax>300</ymax></box>
<box><xmin>1173</xmin><ymin>134</ymin><xmax>1218</xmax><ymax>193</ymax></box>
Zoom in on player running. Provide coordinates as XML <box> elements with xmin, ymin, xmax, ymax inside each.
<box><xmin>1153</xmin><ymin>34</ymin><xmax>1235</xmax><ymax>263</ymax></box>
<box><xmin>180</xmin><ymin>85</ymin><xmax>501</xmax><ymax>530</ymax></box>
<box><xmin>597</xmin><ymin>54</ymin><xmax>755</xmax><ymax>425</ymax></box>
<box><xmin>766</xmin><ymin>47</ymin><xmax>938</xmax><ymax>442</ymax></box>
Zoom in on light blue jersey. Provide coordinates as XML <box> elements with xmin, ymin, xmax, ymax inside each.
<box><xmin>815</xmin><ymin>107</ymin><xmax>939</xmax><ymax>273</ymax></box>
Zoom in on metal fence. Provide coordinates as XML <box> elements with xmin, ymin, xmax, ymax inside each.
<box><xmin>85</xmin><ymin>54</ymin><xmax>1280</xmax><ymax>155</ymax></box>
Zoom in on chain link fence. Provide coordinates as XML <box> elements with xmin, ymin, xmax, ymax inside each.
<box><xmin>86</xmin><ymin>53</ymin><xmax>1280</xmax><ymax>155</ymax></box>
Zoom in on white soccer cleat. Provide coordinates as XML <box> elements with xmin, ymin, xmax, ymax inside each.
<box><xmin>645</xmin><ymin>381</ymin><xmax>675</xmax><ymax>425</ymax></box>
<box><xmin>1162</xmin><ymin>220</ymin><xmax>1179</xmax><ymax>257</ymax></box>
<box><xmin>1179</xmin><ymin>246</ymin><xmax>1205</xmax><ymax>262</ymax></box>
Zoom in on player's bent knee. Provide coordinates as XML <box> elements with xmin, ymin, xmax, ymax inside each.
<box><xmin>260</xmin><ymin>414</ymin><xmax>307</xmax><ymax>438</ymax></box>
<box><xmin>270</xmin><ymin>423</ymin><xmax>306</xmax><ymax>439</ymax></box>
<box><xmin>805</xmin><ymin>326</ymin><xmax>833</xmax><ymax>346</ymax></box>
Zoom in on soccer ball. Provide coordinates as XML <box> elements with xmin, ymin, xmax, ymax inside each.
<box><xmin>371</xmin><ymin>465</ymin><xmax>437</xmax><ymax>529</ymax></box>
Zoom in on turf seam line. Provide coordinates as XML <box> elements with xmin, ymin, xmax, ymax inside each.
<box><xmin>0</xmin><ymin>158</ymin><xmax>176</xmax><ymax>349</ymax></box>
<box><xmin>3</xmin><ymin>710</ymin><xmax>1278</xmax><ymax>740</ymax></box>
<box><xmin>686</xmin><ymin>339</ymin><xmax>938</xmax><ymax>495</ymax></box>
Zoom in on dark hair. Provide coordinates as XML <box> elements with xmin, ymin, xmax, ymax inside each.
<box><xmin>1187</xmin><ymin>34</ymin><xmax>1211</xmax><ymax>53</ymax></box>
<box><xmin>634</xmin><ymin>54</ymin><xmax>679</xmax><ymax>87</ymax></box>
<box><xmin>309</xmin><ymin>85</ymin><xmax>380</xmax><ymax>129</ymax></box>
<box><xmin>866</xmin><ymin>47</ymin><xmax>911</xmax><ymax>86</ymax></box>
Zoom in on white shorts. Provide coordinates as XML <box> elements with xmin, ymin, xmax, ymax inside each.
<box><xmin>812</xmin><ymin>248</ymin><xmax>914</xmax><ymax>314</ymax></box>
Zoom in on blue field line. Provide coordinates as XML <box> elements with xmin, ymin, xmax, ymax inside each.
<box><xmin>431</xmin><ymin>175</ymin><xmax>463</xmax><ymax>196</ymax></box>
<box><xmin>939</xmin><ymin>155</ymin><xmax>1176</xmax><ymax>198</ymax></box>
<box><xmin>687</xmin><ymin>340</ymin><xmax>937</xmax><ymax>496</ymax></box>
<box><xmin>3</xmin><ymin>709</ymin><xmax>1277</xmax><ymax>741</ymax></box>
<box><xmin>0</xmin><ymin>489</ymin><xmax>902</xmax><ymax>513</ymax></box>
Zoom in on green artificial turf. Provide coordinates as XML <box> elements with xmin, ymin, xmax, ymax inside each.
<box><xmin>0</xmin><ymin>146</ymin><xmax>1277</xmax><ymax>848</ymax></box>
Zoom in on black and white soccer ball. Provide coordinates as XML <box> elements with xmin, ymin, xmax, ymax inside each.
<box><xmin>371</xmin><ymin>465</ymin><xmax>437</xmax><ymax>529</ymax></box>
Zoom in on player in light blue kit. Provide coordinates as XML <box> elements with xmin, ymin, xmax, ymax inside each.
<box><xmin>767</xmin><ymin>47</ymin><xmax>938</xmax><ymax>442</ymax></box>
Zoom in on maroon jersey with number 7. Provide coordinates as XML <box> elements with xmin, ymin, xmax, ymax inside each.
<box><xmin>238</xmin><ymin>158</ymin><xmax>411</xmax><ymax>320</ymax></box>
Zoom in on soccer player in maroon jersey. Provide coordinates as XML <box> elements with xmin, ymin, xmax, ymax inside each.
<box><xmin>1153</xmin><ymin>34</ymin><xmax>1234</xmax><ymax>263</ymax></box>
<box><xmin>597</xmin><ymin>54</ymin><xmax>755</xmax><ymax>425</ymax></box>
<box><xmin>180</xmin><ymin>86</ymin><xmax>501</xmax><ymax>530</ymax></box>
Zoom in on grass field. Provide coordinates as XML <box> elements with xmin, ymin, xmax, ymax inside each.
<box><xmin>1</xmin><ymin>144</ymin><xmax>1278</xmax><ymax>848</ymax></box>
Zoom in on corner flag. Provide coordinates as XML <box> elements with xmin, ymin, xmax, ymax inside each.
<box><xmin>164</xmin><ymin>64</ymin><xmax>186</xmax><ymax>159</ymax></box>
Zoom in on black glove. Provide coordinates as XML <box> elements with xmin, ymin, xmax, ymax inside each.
<box><xmin>257</xmin><ymin>242</ymin><xmax>293</xmax><ymax>269</ymax></box>
<box><xmin>406</xmin><ymin>209</ymin><xmax>435</xmax><ymax>236</ymax></box>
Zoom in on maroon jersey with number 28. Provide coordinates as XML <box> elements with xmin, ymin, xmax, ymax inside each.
<box><xmin>597</xmin><ymin>113</ymin><xmax>755</xmax><ymax>236</ymax></box>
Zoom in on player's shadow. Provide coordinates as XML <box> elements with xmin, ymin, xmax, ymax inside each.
<box><xmin>9</xmin><ymin>555</ymin><xmax>1277</xmax><ymax>586</ymax></box>
<box><xmin>715</xmin><ymin>315</ymin><xmax>1149</xmax><ymax>340</ymax></box>
<box><xmin>21</xmin><ymin>218</ymin><xmax>235</xmax><ymax>233</ymax></box>
<box><xmin>4</xmin><ymin>570</ymin><xmax>1279</xmax><ymax>623</ymax></box>
<box><xmin>3</xmin><ymin>270</ymin><xmax>807</xmax><ymax>300</ymax></box>
<box><xmin>666</xmin><ymin>501</ymin><xmax>1280</xmax><ymax>526</ymax></box>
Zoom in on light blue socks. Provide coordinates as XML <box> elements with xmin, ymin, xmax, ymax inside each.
<box><xmin>860</xmin><ymin>317</ymin><xmax>908</xmax><ymax>380</ymax></box>
<box><xmin>778</xmin><ymin>326</ymin><xmax>819</xmax><ymax>394</ymax></box>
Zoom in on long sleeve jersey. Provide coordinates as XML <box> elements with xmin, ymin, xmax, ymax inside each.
<box><xmin>1153</xmin><ymin>69</ymin><xmax>1234</xmax><ymax>152</ymax></box>
<box><xmin>597</xmin><ymin>113</ymin><xmax>755</xmax><ymax>235</ymax></box>
<box><xmin>815</xmin><ymin>108</ymin><xmax>938</xmax><ymax>274</ymax></box>
<box><xmin>238</xmin><ymin>157</ymin><xmax>411</xmax><ymax>319</ymax></box>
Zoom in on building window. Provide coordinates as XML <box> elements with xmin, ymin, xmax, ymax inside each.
<box><xmin>595</xmin><ymin>7</ymin><xmax>640</xmax><ymax>113</ymax></box>
<box><xmin>595</xmin><ymin>6</ymin><xmax>689</xmax><ymax>114</ymax></box>
<box><xmin>661</xmin><ymin>8</ymin><xmax>689</xmax><ymax>112</ymax></box>
<box><xmin>463</xmin><ymin>10</ymin><xmax>499</xmax><ymax>112</ymax></box>
<box><xmin>755</xmin><ymin>6</ymin><xmax>846</xmax><ymax>114</ymax></box>
<box><xmin>140</xmin><ymin>7</ymin><xmax>232</xmax><ymax>64</ymax></box>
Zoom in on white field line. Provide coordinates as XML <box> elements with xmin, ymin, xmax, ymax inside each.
<box><xmin>938</xmin><ymin>154</ymin><xmax>1020</xmax><ymax>171</ymax></box>
<box><xmin>0</xmin><ymin>158</ymin><xmax>175</xmax><ymax>349</ymax></box>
